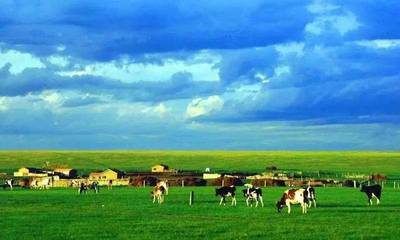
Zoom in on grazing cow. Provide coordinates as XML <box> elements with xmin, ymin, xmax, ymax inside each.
<box><xmin>276</xmin><ymin>189</ymin><xmax>308</xmax><ymax>214</ymax></box>
<box><xmin>360</xmin><ymin>184</ymin><xmax>381</xmax><ymax>205</ymax></box>
<box><xmin>215</xmin><ymin>186</ymin><xmax>237</xmax><ymax>206</ymax></box>
<box><xmin>3</xmin><ymin>179</ymin><xmax>13</xmax><ymax>190</ymax></box>
<box><xmin>303</xmin><ymin>186</ymin><xmax>317</xmax><ymax>208</ymax></box>
<box><xmin>156</xmin><ymin>181</ymin><xmax>169</xmax><ymax>195</ymax></box>
<box><xmin>151</xmin><ymin>185</ymin><xmax>166</xmax><ymax>204</ymax></box>
<box><xmin>242</xmin><ymin>185</ymin><xmax>264</xmax><ymax>207</ymax></box>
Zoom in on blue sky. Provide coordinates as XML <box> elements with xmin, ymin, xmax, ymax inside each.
<box><xmin>0</xmin><ymin>0</ymin><xmax>399</xmax><ymax>150</ymax></box>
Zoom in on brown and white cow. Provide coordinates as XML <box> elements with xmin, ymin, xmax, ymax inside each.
<box><xmin>151</xmin><ymin>185</ymin><xmax>166</xmax><ymax>204</ymax></box>
<box><xmin>276</xmin><ymin>188</ymin><xmax>308</xmax><ymax>214</ymax></box>
<box><xmin>156</xmin><ymin>181</ymin><xmax>169</xmax><ymax>195</ymax></box>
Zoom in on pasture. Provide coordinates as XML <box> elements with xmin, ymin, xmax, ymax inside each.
<box><xmin>1</xmin><ymin>151</ymin><xmax>400</xmax><ymax>175</ymax></box>
<box><xmin>1</xmin><ymin>187</ymin><xmax>400</xmax><ymax>240</ymax></box>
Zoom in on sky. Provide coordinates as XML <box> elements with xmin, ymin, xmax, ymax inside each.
<box><xmin>0</xmin><ymin>0</ymin><xmax>399</xmax><ymax>150</ymax></box>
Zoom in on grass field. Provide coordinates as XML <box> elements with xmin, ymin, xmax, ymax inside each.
<box><xmin>1</xmin><ymin>151</ymin><xmax>400</xmax><ymax>175</ymax></box>
<box><xmin>1</xmin><ymin>186</ymin><xmax>399</xmax><ymax>240</ymax></box>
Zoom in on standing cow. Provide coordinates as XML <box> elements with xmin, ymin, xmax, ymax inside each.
<box><xmin>276</xmin><ymin>188</ymin><xmax>308</xmax><ymax>214</ymax></box>
<box><xmin>242</xmin><ymin>184</ymin><xmax>264</xmax><ymax>207</ymax></box>
<box><xmin>216</xmin><ymin>186</ymin><xmax>237</xmax><ymax>206</ymax></box>
<box><xmin>156</xmin><ymin>181</ymin><xmax>169</xmax><ymax>195</ymax></box>
<box><xmin>360</xmin><ymin>184</ymin><xmax>382</xmax><ymax>205</ymax></box>
<box><xmin>151</xmin><ymin>185</ymin><xmax>166</xmax><ymax>204</ymax></box>
<box><xmin>79</xmin><ymin>182</ymin><xmax>99</xmax><ymax>194</ymax></box>
<box><xmin>303</xmin><ymin>186</ymin><xmax>317</xmax><ymax>208</ymax></box>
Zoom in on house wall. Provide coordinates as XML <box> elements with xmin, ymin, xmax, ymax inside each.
<box><xmin>152</xmin><ymin>166</ymin><xmax>166</xmax><ymax>172</ymax></box>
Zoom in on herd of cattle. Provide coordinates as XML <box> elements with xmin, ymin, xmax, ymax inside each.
<box><xmin>151</xmin><ymin>181</ymin><xmax>383</xmax><ymax>214</ymax></box>
<box><xmin>3</xmin><ymin>179</ymin><xmax>382</xmax><ymax>214</ymax></box>
<box><xmin>214</xmin><ymin>184</ymin><xmax>317</xmax><ymax>214</ymax></box>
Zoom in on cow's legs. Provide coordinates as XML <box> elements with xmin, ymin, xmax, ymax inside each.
<box><xmin>219</xmin><ymin>197</ymin><xmax>225</xmax><ymax>206</ymax></box>
<box><xmin>232</xmin><ymin>196</ymin><xmax>237</xmax><ymax>206</ymax></box>
<box><xmin>302</xmin><ymin>203</ymin><xmax>307</xmax><ymax>214</ymax></box>
<box><xmin>259</xmin><ymin>196</ymin><xmax>264</xmax><ymax>207</ymax></box>
<box><xmin>372</xmin><ymin>193</ymin><xmax>380</xmax><ymax>205</ymax></box>
<box><xmin>286</xmin><ymin>202</ymin><xmax>291</xmax><ymax>214</ymax></box>
<box><xmin>246</xmin><ymin>197</ymin><xmax>250</xmax><ymax>206</ymax></box>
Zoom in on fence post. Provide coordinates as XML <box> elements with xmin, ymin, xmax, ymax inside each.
<box><xmin>382</xmin><ymin>181</ymin><xmax>384</xmax><ymax>189</ymax></box>
<box><xmin>189</xmin><ymin>191</ymin><xmax>194</xmax><ymax>206</ymax></box>
<box><xmin>394</xmin><ymin>181</ymin><xmax>396</xmax><ymax>189</ymax></box>
<box><xmin>182</xmin><ymin>180</ymin><xmax>185</xmax><ymax>187</ymax></box>
<box><xmin>221</xmin><ymin>179</ymin><xmax>224</xmax><ymax>187</ymax></box>
<box><xmin>264</xmin><ymin>180</ymin><xmax>266</xmax><ymax>187</ymax></box>
<box><xmin>353</xmin><ymin>180</ymin><xmax>357</xmax><ymax>189</ymax></box>
<box><xmin>143</xmin><ymin>180</ymin><xmax>146</xmax><ymax>188</ymax></box>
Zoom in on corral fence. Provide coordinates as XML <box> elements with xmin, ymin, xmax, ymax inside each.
<box><xmin>2</xmin><ymin>169</ymin><xmax>400</xmax><ymax>189</ymax></box>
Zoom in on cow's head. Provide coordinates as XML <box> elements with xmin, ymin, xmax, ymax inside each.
<box><xmin>360</xmin><ymin>184</ymin><xmax>367</xmax><ymax>192</ymax></box>
<box><xmin>276</xmin><ymin>201</ymin><xmax>285</xmax><ymax>212</ymax></box>
<box><xmin>215</xmin><ymin>188</ymin><xmax>220</xmax><ymax>196</ymax></box>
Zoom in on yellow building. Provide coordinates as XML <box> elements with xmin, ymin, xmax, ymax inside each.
<box><xmin>89</xmin><ymin>169</ymin><xmax>124</xmax><ymax>180</ymax></box>
<box><xmin>151</xmin><ymin>164</ymin><xmax>169</xmax><ymax>173</ymax></box>
<box><xmin>14</xmin><ymin>167</ymin><xmax>49</xmax><ymax>177</ymax></box>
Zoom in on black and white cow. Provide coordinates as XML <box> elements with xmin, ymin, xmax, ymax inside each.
<box><xmin>360</xmin><ymin>184</ymin><xmax>381</xmax><ymax>205</ymax></box>
<box><xmin>3</xmin><ymin>179</ymin><xmax>13</xmax><ymax>190</ymax></box>
<box><xmin>242</xmin><ymin>185</ymin><xmax>264</xmax><ymax>207</ymax></box>
<box><xmin>276</xmin><ymin>188</ymin><xmax>308</xmax><ymax>214</ymax></box>
<box><xmin>303</xmin><ymin>186</ymin><xmax>316</xmax><ymax>208</ymax></box>
<box><xmin>79</xmin><ymin>181</ymin><xmax>99</xmax><ymax>194</ymax></box>
<box><xmin>216</xmin><ymin>186</ymin><xmax>237</xmax><ymax>206</ymax></box>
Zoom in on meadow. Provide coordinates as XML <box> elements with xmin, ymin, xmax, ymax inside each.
<box><xmin>1</xmin><ymin>151</ymin><xmax>400</xmax><ymax>175</ymax></box>
<box><xmin>1</xmin><ymin>187</ymin><xmax>400</xmax><ymax>240</ymax></box>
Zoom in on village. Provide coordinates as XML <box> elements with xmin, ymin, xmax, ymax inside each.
<box><xmin>3</xmin><ymin>163</ymin><xmax>389</xmax><ymax>190</ymax></box>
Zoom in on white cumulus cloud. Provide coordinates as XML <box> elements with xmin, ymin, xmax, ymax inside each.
<box><xmin>186</xmin><ymin>95</ymin><xmax>224</xmax><ymax>119</ymax></box>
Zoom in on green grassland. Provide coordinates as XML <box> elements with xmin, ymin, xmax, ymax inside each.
<box><xmin>0</xmin><ymin>151</ymin><xmax>400</xmax><ymax>175</ymax></box>
<box><xmin>1</xmin><ymin>187</ymin><xmax>400</xmax><ymax>240</ymax></box>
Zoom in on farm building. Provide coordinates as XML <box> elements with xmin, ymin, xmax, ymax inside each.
<box><xmin>13</xmin><ymin>167</ymin><xmax>49</xmax><ymax>177</ymax></box>
<box><xmin>89</xmin><ymin>169</ymin><xmax>124</xmax><ymax>180</ymax></box>
<box><xmin>151</xmin><ymin>164</ymin><xmax>169</xmax><ymax>172</ymax></box>
<box><xmin>53</xmin><ymin>168</ymin><xmax>78</xmax><ymax>178</ymax></box>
